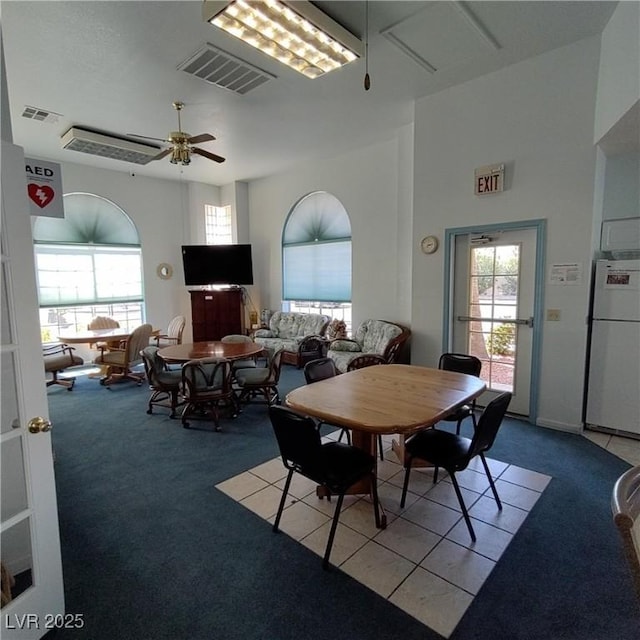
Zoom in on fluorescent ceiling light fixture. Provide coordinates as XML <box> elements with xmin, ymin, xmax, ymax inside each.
<box><xmin>202</xmin><ymin>0</ymin><xmax>363</xmax><ymax>78</ymax></box>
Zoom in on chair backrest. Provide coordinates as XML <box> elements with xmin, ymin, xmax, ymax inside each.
<box><xmin>268</xmin><ymin>405</ymin><xmax>323</xmax><ymax>473</ymax></box>
<box><xmin>347</xmin><ymin>354</ymin><xmax>387</xmax><ymax>371</ymax></box>
<box><xmin>88</xmin><ymin>316</ymin><xmax>120</xmax><ymax>330</ymax></box>
<box><xmin>140</xmin><ymin>345</ymin><xmax>178</xmax><ymax>389</ymax></box>
<box><xmin>304</xmin><ymin>357</ymin><xmax>338</xmax><ymax>384</ymax></box>
<box><xmin>612</xmin><ymin>465</ymin><xmax>640</xmax><ymax>602</ymax></box>
<box><xmin>125</xmin><ymin>324</ymin><xmax>153</xmax><ymax>366</ymax></box>
<box><xmin>166</xmin><ymin>315</ymin><xmax>186</xmax><ymax>342</ymax></box>
<box><xmin>181</xmin><ymin>358</ymin><xmax>232</xmax><ymax>398</ymax></box>
<box><xmin>467</xmin><ymin>392</ymin><xmax>512</xmax><ymax>461</ymax></box>
<box><xmin>439</xmin><ymin>353</ymin><xmax>482</xmax><ymax>377</ymax></box>
<box><xmin>267</xmin><ymin>348</ymin><xmax>284</xmax><ymax>384</ymax></box>
<box><xmin>221</xmin><ymin>334</ymin><xmax>253</xmax><ymax>344</ymax></box>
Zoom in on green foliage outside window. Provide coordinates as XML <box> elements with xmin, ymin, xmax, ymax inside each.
<box><xmin>488</xmin><ymin>323</ymin><xmax>515</xmax><ymax>356</ymax></box>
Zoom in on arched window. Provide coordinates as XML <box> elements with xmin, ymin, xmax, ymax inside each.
<box><xmin>282</xmin><ymin>191</ymin><xmax>351</xmax><ymax>327</ymax></box>
<box><xmin>33</xmin><ymin>193</ymin><xmax>144</xmax><ymax>342</ymax></box>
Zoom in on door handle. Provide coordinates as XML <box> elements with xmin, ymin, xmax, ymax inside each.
<box><xmin>457</xmin><ymin>315</ymin><xmax>534</xmax><ymax>327</ymax></box>
<box><xmin>28</xmin><ymin>417</ymin><xmax>53</xmax><ymax>434</ymax></box>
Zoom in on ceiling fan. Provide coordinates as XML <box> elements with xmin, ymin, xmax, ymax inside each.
<box><xmin>129</xmin><ymin>101</ymin><xmax>225</xmax><ymax>165</ymax></box>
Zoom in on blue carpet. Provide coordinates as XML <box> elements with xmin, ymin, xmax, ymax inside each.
<box><xmin>47</xmin><ymin>366</ymin><xmax>639</xmax><ymax>639</ymax></box>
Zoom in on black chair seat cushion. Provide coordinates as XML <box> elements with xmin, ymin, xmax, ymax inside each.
<box><xmin>300</xmin><ymin>442</ymin><xmax>376</xmax><ymax>494</ymax></box>
<box><xmin>405</xmin><ymin>429</ymin><xmax>472</xmax><ymax>471</ymax></box>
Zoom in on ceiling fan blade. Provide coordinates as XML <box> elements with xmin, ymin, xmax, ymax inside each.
<box><xmin>127</xmin><ymin>133</ymin><xmax>169</xmax><ymax>143</ymax></box>
<box><xmin>191</xmin><ymin>147</ymin><xmax>225</xmax><ymax>163</ymax></box>
<box><xmin>188</xmin><ymin>133</ymin><xmax>215</xmax><ymax>144</ymax></box>
<box><xmin>149</xmin><ymin>148</ymin><xmax>173</xmax><ymax>161</ymax></box>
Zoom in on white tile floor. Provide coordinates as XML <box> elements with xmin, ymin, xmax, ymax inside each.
<box><xmin>583</xmin><ymin>429</ymin><xmax>640</xmax><ymax>466</ymax></box>
<box><xmin>216</xmin><ymin>432</ymin><xmax>552</xmax><ymax>638</ymax></box>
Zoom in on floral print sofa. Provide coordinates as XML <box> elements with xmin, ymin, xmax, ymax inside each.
<box><xmin>326</xmin><ymin>319</ymin><xmax>411</xmax><ymax>373</ymax></box>
<box><xmin>253</xmin><ymin>311</ymin><xmax>330</xmax><ymax>367</ymax></box>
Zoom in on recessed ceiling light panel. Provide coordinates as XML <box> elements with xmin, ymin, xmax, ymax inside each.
<box><xmin>203</xmin><ymin>0</ymin><xmax>363</xmax><ymax>78</ymax></box>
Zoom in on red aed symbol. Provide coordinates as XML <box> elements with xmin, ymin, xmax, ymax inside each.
<box><xmin>28</xmin><ymin>183</ymin><xmax>55</xmax><ymax>208</ymax></box>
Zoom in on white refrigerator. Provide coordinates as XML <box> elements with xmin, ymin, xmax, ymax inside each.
<box><xmin>586</xmin><ymin>259</ymin><xmax>640</xmax><ymax>437</ymax></box>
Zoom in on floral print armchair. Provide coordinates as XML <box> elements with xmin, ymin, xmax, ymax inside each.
<box><xmin>327</xmin><ymin>319</ymin><xmax>411</xmax><ymax>373</ymax></box>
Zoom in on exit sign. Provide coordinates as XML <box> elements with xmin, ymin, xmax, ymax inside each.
<box><xmin>474</xmin><ymin>163</ymin><xmax>504</xmax><ymax>196</ymax></box>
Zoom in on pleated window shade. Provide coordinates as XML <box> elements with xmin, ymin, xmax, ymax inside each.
<box><xmin>282</xmin><ymin>192</ymin><xmax>351</xmax><ymax>302</ymax></box>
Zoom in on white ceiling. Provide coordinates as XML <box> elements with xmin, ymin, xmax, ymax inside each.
<box><xmin>2</xmin><ymin>1</ymin><xmax>617</xmax><ymax>186</ymax></box>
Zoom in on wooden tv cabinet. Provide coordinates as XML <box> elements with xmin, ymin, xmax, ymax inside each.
<box><xmin>189</xmin><ymin>289</ymin><xmax>245</xmax><ymax>341</ymax></box>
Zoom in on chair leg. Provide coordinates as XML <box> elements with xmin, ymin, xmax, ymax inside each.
<box><xmin>378</xmin><ymin>434</ymin><xmax>384</xmax><ymax>461</ymax></box>
<box><xmin>455</xmin><ymin>418</ymin><xmax>463</xmax><ymax>435</ymax></box>
<box><xmin>480</xmin><ymin>453</ymin><xmax>502</xmax><ymax>510</ymax></box>
<box><xmin>370</xmin><ymin>472</ymin><xmax>381</xmax><ymax>529</ymax></box>
<box><xmin>273</xmin><ymin>469</ymin><xmax>293</xmax><ymax>533</ymax></box>
<box><xmin>449</xmin><ymin>472</ymin><xmax>476</xmax><ymax>542</ymax></box>
<box><xmin>400</xmin><ymin>458</ymin><xmax>413</xmax><ymax>508</ymax></box>
<box><xmin>323</xmin><ymin>492</ymin><xmax>346</xmax><ymax>570</ymax></box>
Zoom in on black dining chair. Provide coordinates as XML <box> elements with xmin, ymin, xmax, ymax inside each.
<box><xmin>438</xmin><ymin>352</ymin><xmax>482</xmax><ymax>434</ymax></box>
<box><xmin>269</xmin><ymin>405</ymin><xmax>381</xmax><ymax>569</ymax></box>
<box><xmin>303</xmin><ymin>357</ymin><xmax>351</xmax><ymax>445</ymax></box>
<box><xmin>400</xmin><ymin>391</ymin><xmax>512</xmax><ymax>542</ymax></box>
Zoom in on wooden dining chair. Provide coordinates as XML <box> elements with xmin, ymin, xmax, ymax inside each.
<box><xmin>235</xmin><ymin>348</ymin><xmax>284</xmax><ymax>406</ymax></box>
<box><xmin>269</xmin><ymin>405</ymin><xmax>381</xmax><ymax>569</ymax></box>
<box><xmin>93</xmin><ymin>323</ymin><xmax>153</xmax><ymax>386</ymax></box>
<box><xmin>153</xmin><ymin>315</ymin><xmax>186</xmax><ymax>348</ymax></box>
<box><xmin>140</xmin><ymin>346</ymin><xmax>183</xmax><ymax>418</ymax></box>
<box><xmin>43</xmin><ymin>343</ymin><xmax>84</xmax><ymax>390</ymax></box>
<box><xmin>180</xmin><ymin>358</ymin><xmax>238</xmax><ymax>431</ymax></box>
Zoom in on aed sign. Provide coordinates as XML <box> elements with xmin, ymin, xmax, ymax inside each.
<box><xmin>474</xmin><ymin>163</ymin><xmax>504</xmax><ymax>196</ymax></box>
<box><xmin>25</xmin><ymin>158</ymin><xmax>64</xmax><ymax>217</ymax></box>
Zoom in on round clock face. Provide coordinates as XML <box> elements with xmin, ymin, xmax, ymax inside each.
<box><xmin>421</xmin><ymin>235</ymin><xmax>439</xmax><ymax>254</ymax></box>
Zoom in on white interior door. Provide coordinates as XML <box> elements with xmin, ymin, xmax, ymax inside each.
<box><xmin>1</xmin><ymin>141</ymin><xmax>65</xmax><ymax>638</ymax></box>
<box><xmin>451</xmin><ymin>228</ymin><xmax>537</xmax><ymax>416</ymax></box>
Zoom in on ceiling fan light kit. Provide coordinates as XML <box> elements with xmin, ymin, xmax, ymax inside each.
<box><xmin>202</xmin><ymin>0</ymin><xmax>363</xmax><ymax>79</ymax></box>
<box><xmin>128</xmin><ymin>101</ymin><xmax>225</xmax><ymax>167</ymax></box>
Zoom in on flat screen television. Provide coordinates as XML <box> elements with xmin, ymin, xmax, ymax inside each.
<box><xmin>181</xmin><ymin>244</ymin><xmax>254</xmax><ymax>286</ymax></box>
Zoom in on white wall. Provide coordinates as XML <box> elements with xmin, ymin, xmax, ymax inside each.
<box><xmin>411</xmin><ymin>37</ymin><xmax>601</xmax><ymax>431</ymax></box>
<box><xmin>594</xmin><ymin>0</ymin><xmax>640</xmax><ymax>144</ymax></box>
<box><xmin>246</xmin><ymin>126</ymin><xmax>414</xmax><ymax>328</ymax></box>
<box><xmin>602</xmin><ymin>152</ymin><xmax>640</xmax><ymax>220</ymax></box>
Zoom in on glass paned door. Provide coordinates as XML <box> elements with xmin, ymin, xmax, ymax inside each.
<box><xmin>1</xmin><ymin>140</ymin><xmax>64</xmax><ymax>638</ymax></box>
<box><xmin>468</xmin><ymin>243</ymin><xmax>521</xmax><ymax>392</ymax></box>
<box><xmin>452</xmin><ymin>228</ymin><xmax>536</xmax><ymax>416</ymax></box>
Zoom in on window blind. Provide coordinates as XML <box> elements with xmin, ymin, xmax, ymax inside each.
<box><xmin>35</xmin><ymin>244</ymin><xmax>143</xmax><ymax>307</ymax></box>
<box><xmin>283</xmin><ymin>240</ymin><xmax>351</xmax><ymax>302</ymax></box>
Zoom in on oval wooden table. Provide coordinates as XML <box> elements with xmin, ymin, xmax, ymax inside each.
<box><xmin>286</xmin><ymin>364</ymin><xmax>487</xmax><ymax>528</ymax></box>
<box><xmin>157</xmin><ymin>341</ymin><xmax>265</xmax><ymax>364</ymax></box>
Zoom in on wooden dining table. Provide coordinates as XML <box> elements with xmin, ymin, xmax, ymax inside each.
<box><xmin>157</xmin><ymin>341</ymin><xmax>265</xmax><ymax>364</ymax></box>
<box><xmin>58</xmin><ymin>327</ymin><xmax>155</xmax><ymax>344</ymax></box>
<box><xmin>285</xmin><ymin>364</ymin><xmax>486</xmax><ymax>528</ymax></box>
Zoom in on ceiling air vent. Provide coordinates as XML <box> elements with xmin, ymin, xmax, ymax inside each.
<box><xmin>22</xmin><ymin>105</ymin><xmax>61</xmax><ymax>124</ymax></box>
<box><xmin>60</xmin><ymin>128</ymin><xmax>161</xmax><ymax>165</ymax></box>
<box><xmin>178</xmin><ymin>43</ymin><xmax>275</xmax><ymax>95</ymax></box>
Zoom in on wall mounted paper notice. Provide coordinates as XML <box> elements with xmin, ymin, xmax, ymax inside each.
<box><xmin>550</xmin><ymin>263</ymin><xmax>582</xmax><ymax>285</ymax></box>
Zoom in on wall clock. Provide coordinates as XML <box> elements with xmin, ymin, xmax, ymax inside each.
<box><xmin>420</xmin><ymin>235</ymin><xmax>439</xmax><ymax>254</ymax></box>
<box><xmin>156</xmin><ymin>263</ymin><xmax>173</xmax><ymax>280</ymax></box>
